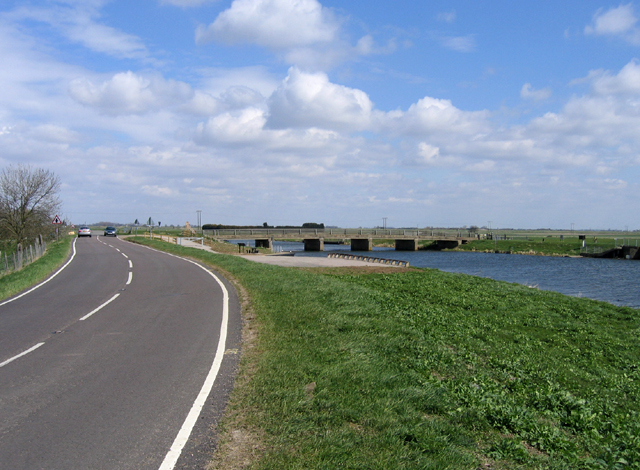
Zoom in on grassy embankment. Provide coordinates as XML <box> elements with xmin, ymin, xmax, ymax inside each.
<box><xmin>447</xmin><ymin>237</ymin><xmax>616</xmax><ymax>257</ymax></box>
<box><xmin>129</xmin><ymin>237</ymin><xmax>639</xmax><ymax>469</ymax></box>
<box><xmin>0</xmin><ymin>235</ymin><xmax>73</xmax><ymax>300</ymax></box>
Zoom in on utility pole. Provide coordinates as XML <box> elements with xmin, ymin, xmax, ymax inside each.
<box><xmin>382</xmin><ymin>217</ymin><xmax>387</xmax><ymax>230</ymax></box>
<box><xmin>196</xmin><ymin>210</ymin><xmax>202</xmax><ymax>233</ymax></box>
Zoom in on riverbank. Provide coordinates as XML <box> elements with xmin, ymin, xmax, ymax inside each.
<box><xmin>130</xmin><ymin>238</ymin><xmax>640</xmax><ymax>469</ymax></box>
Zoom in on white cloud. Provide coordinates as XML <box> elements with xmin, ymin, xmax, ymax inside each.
<box><xmin>355</xmin><ymin>35</ymin><xmax>397</xmax><ymax>56</ymax></box>
<box><xmin>440</xmin><ymin>35</ymin><xmax>476</xmax><ymax>52</ymax></box>
<box><xmin>28</xmin><ymin>124</ymin><xmax>79</xmax><ymax>144</ymax></box>
<box><xmin>521</xmin><ymin>83</ymin><xmax>552</xmax><ymax>101</ymax></box>
<box><xmin>196</xmin><ymin>107</ymin><xmax>267</xmax><ymax>144</ymax></box>
<box><xmin>141</xmin><ymin>185</ymin><xmax>179</xmax><ymax>197</ymax></box>
<box><xmin>267</xmin><ymin>67</ymin><xmax>374</xmax><ymax>131</ymax></box>
<box><xmin>389</xmin><ymin>96</ymin><xmax>490</xmax><ymax>138</ymax></box>
<box><xmin>8</xmin><ymin>2</ymin><xmax>149</xmax><ymax>59</ymax></box>
<box><xmin>69</xmin><ymin>71</ymin><xmax>193</xmax><ymax>115</ymax></box>
<box><xmin>437</xmin><ymin>10</ymin><xmax>456</xmax><ymax>23</ymax></box>
<box><xmin>585</xmin><ymin>59</ymin><xmax>640</xmax><ymax>95</ymax></box>
<box><xmin>585</xmin><ymin>3</ymin><xmax>640</xmax><ymax>45</ymax></box>
<box><xmin>196</xmin><ymin>0</ymin><xmax>340</xmax><ymax>49</ymax></box>
<box><xmin>194</xmin><ymin>0</ymin><xmax>391</xmax><ymax>68</ymax></box>
<box><xmin>603</xmin><ymin>178</ymin><xmax>628</xmax><ymax>189</ymax></box>
<box><xmin>161</xmin><ymin>0</ymin><xmax>218</xmax><ymax>6</ymax></box>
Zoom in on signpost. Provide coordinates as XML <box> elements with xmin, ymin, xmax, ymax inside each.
<box><xmin>52</xmin><ymin>214</ymin><xmax>62</xmax><ymax>240</ymax></box>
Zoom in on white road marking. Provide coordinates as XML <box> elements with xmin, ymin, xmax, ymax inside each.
<box><xmin>126</xmin><ymin>272</ymin><xmax>133</xmax><ymax>285</ymax></box>
<box><xmin>0</xmin><ymin>343</ymin><xmax>45</xmax><ymax>368</ymax></box>
<box><xmin>128</xmin><ymin>260</ymin><xmax>133</xmax><ymax>268</ymax></box>
<box><xmin>79</xmin><ymin>293</ymin><xmax>120</xmax><ymax>321</ymax></box>
<box><xmin>153</xmin><ymin>252</ymin><xmax>230</xmax><ymax>470</ymax></box>
<box><xmin>122</xmin><ymin>253</ymin><xmax>129</xmax><ymax>259</ymax></box>
<box><xmin>0</xmin><ymin>238</ymin><xmax>78</xmax><ymax>307</ymax></box>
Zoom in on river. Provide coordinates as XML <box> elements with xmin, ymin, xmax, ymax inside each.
<box><xmin>268</xmin><ymin>241</ymin><xmax>640</xmax><ymax>308</ymax></box>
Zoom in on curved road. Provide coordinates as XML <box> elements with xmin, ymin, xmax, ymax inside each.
<box><xmin>0</xmin><ymin>236</ymin><xmax>241</xmax><ymax>470</ymax></box>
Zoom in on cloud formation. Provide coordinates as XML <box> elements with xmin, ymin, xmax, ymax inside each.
<box><xmin>196</xmin><ymin>0</ymin><xmax>340</xmax><ymax>49</ymax></box>
<box><xmin>521</xmin><ymin>83</ymin><xmax>552</xmax><ymax>101</ymax></box>
<box><xmin>585</xmin><ymin>3</ymin><xmax>640</xmax><ymax>45</ymax></box>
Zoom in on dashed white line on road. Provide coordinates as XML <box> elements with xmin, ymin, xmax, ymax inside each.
<box><xmin>0</xmin><ymin>343</ymin><xmax>45</xmax><ymax>368</ymax></box>
<box><xmin>79</xmin><ymin>293</ymin><xmax>121</xmax><ymax>321</ymax></box>
<box><xmin>126</xmin><ymin>272</ymin><xmax>133</xmax><ymax>285</ymax></box>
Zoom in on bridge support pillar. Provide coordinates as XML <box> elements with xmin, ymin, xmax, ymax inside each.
<box><xmin>395</xmin><ymin>239</ymin><xmax>419</xmax><ymax>251</ymax></box>
<box><xmin>351</xmin><ymin>238</ymin><xmax>372</xmax><ymax>251</ymax></box>
<box><xmin>255</xmin><ymin>238</ymin><xmax>272</xmax><ymax>249</ymax></box>
<box><xmin>304</xmin><ymin>238</ymin><xmax>324</xmax><ymax>251</ymax></box>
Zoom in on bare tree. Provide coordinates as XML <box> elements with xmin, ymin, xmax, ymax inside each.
<box><xmin>0</xmin><ymin>165</ymin><xmax>61</xmax><ymax>244</ymax></box>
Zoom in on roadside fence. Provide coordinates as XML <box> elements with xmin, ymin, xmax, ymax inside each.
<box><xmin>1</xmin><ymin>237</ymin><xmax>47</xmax><ymax>275</ymax></box>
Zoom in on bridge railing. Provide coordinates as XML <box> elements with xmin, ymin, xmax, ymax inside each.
<box><xmin>203</xmin><ymin>228</ymin><xmax>470</xmax><ymax>239</ymax></box>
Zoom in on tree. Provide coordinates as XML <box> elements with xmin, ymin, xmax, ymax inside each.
<box><xmin>0</xmin><ymin>165</ymin><xmax>61</xmax><ymax>244</ymax></box>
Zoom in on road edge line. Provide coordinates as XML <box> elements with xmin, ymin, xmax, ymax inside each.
<box><xmin>157</xmin><ymin>257</ymin><xmax>230</xmax><ymax>470</ymax></box>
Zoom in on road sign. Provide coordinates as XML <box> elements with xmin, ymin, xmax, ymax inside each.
<box><xmin>52</xmin><ymin>215</ymin><xmax>62</xmax><ymax>224</ymax></box>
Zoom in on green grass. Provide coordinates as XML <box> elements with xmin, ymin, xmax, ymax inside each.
<box><xmin>76</xmin><ymin>237</ymin><xmax>640</xmax><ymax>468</ymax></box>
<box><xmin>0</xmin><ymin>235</ymin><xmax>74</xmax><ymax>300</ymax></box>
<box><xmin>452</xmin><ymin>237</ymin><xmax>617</xmax><ymax>256</ymax></box>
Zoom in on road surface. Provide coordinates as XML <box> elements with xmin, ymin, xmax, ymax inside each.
<box><xmin>0</xmin><ymin>236</ymin><xmax>241</xmax><ymax>470</ymax></box>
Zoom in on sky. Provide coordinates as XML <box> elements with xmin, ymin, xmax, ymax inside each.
<box><xmin>1</xmin><ymin>0</ymin><xmax>640</xmax><ymax>230</ymax></box>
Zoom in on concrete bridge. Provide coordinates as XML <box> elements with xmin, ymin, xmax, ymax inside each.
<box><xmin>203</xmin><ymin>228</ymin><xmax>477</xmax><ymax>251</ymax></box>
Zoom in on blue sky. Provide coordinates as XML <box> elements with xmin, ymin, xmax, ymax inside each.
<box><xmin>1</xmin><ymin>0</ymin><xmax>640</xmax><ymax>229</ymax></box>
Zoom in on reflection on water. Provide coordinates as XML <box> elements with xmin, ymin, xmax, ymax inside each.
<box><xmin>270</xmin><ymin>241</ymin><xmax>640</xmax><ymax>308</ymax></box>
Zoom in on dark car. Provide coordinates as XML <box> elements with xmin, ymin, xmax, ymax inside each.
<box><xmin>104</xmin><ymin>226</ymin><xmax>117</xmax><ymax>237</ymax></box>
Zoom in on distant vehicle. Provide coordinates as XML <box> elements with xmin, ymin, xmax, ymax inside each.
<box><xmin>103</xmin><ymin>226</ymin><xmax>117</xmax><ymax>237</ymax></box>
<box><xmin>78</xmin><ymin>226</ymin><xmax>92</xmax><ymax>237</ymax></box>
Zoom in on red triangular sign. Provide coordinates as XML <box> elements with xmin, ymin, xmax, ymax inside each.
<box><xmin>52</xmin><ymin>215</ymin><xmax>62</xmax><ymax>224</ymax></box>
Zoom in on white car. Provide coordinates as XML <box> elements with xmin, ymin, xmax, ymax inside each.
<box><xmin>78</xmin><ymin>226</ymin><xmax>92</xmax><ymax>237</ymax></box>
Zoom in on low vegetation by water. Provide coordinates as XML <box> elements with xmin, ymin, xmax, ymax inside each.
<box><xmin>127</xmin><ymin>238</ymin><xmax>640</xmax><ymax>469</ymax></box>
<box><xmin>446</xmin><ymin>237</ymin><xmax>617</xmax><ymax>256</ymax></box>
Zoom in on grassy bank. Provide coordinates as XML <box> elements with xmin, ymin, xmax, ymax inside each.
<box><xmin>0</xmin><ymin>235</ymin><xmax>73</xmax><ymax>300</ymax></box>
<box><xmin>449</xmin><ymin>237</ymin><xmax>615</xmax><ymax>257</ymax></box>
<box><xmin>137</xmin><ymin>239</ymin><xmax>640</xmax><ymax>467</ymax></box>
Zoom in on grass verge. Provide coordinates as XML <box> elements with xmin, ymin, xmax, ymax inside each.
<box><xmin>0</xmin><ymin>235</ymin><xmax>74</xmax><ymax>301</ymax></box>
<box><xmin>131</xmin><ymin>238</ymin><xmax>640</xmax><ymax>468</ymax></box>
<box><xmin>451</xmin><ymin>237</ymin><xmax>614</xmax><ymax>256</ymax></box>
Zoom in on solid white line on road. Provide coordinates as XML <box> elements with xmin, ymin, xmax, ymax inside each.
<box><xmin>0</xmin><ymin>238</ymin><xmax>78</xmax><ymax>307</ymax></box>
<box><xmin>0</xmin><ymin>343</ymin><xmax>45</xmax><ymax>368</ymax></box>
<box><xmin>126</xmin><ymin>272</ymin><xmax>133</xmax><ymax>285</ymax></box>
<box><xmin>157</xmin><ymin>255</ymin><xmax>230</xmax><ymax>470</ymax></box>
<box><xmin>79</xmin><ymin>293</ymin><xmax>120</xmax><ymax>321</ymax></box>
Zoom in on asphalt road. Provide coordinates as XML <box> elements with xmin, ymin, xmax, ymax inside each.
<box><xmin>0</xmin><ymin>236</ymin><xmax>241</xmax><ymax>470</ymax></box>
